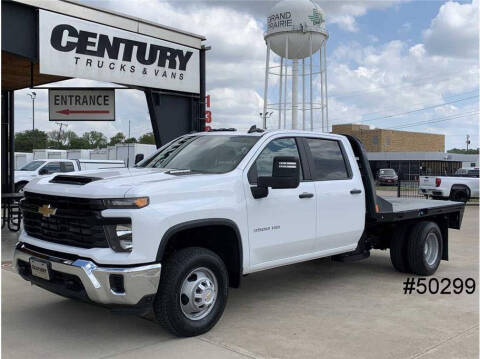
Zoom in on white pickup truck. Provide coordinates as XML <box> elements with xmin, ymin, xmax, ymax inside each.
<box><xmin>419</xmin><ymin>168</ymin><xmax>479</xmax><ymax>202</ymax></box>
<box><xmin>14</xmin><ymin>159</ymin><xmax>125</xmax><ymax>192</ymax></box>
<box><xmin>15</xmin><ymin>129</ymin><xmax>465</xmax><ymax>337</ymax></box>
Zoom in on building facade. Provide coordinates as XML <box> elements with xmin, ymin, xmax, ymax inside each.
<box><xmin>332</xmin><ymin>124</ymin><xmax>445</xmax><ymax>153</ymax></box>
<box><xmin>367</xmin><ymin>152</ymin><xmax>478</xmax><ymax>180</ymax></box>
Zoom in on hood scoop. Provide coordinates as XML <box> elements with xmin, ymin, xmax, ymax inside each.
<box><xmin>50</xmin><ymin>175</ymin><xmax>102</xmax><ymax>185</ymax></box>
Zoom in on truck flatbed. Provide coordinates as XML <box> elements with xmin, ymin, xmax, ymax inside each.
<box><xmin>374</xmin><ymin>196</ymin><xmax>465</xmax><ymax>224</ymax></box>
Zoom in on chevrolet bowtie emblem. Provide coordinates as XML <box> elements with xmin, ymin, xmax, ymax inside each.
<box><xmin>38</xmin><ymin>204</ymin><xmax>57</xmax><ymax>218</ymax></box>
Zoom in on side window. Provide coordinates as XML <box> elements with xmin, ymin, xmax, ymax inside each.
<box><xmin>305</xmin><ymin>138</ymin><xmax>350</xmax><ymax>181</ymax></box>
<box><xmin>248</xmin><ymin>137</ymin><xmax>302</xmax><ymax>184</ymax></box>
<box><xmin>62</xmin><ymin>162</ymin><xmax>75</xmax><ymax>172</ymax></box>
<box><xmin>42</xmin><ymin>162</ymin><xmax>61</xmax><ymax>174</ymax></box>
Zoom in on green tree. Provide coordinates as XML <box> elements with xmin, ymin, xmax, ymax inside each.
<box><xmin>108</xmin><ymin>132</ymin><xmax>126</xmax><ymax>146</ymax></box>
<box><xmin>125</xmin><ymin>137</ymin><xmax>137</xmax><ymax>143</ymax></box>
<box><xmin>69</xmin><ymin>136</ymin><xmax>91</xmax><ymax>149</ymax></box>
<box><xmin>82</xmin><ymin>131</ymin><xmax>107</xmax><ymax>148</ymax></box>
<box><xmin>138</xmin><ymin>132</ymin><xmax>156</xmax><ymax>145</ymax></box>
<box><xmin>447</xmin><ymin>148</ymin><xmax>479</xmax><ymax>155</ymax></box>
<box><xmin>14</xmin><ymin>129</ymin><xmax>48</xmax><ymax>152</ymax></box>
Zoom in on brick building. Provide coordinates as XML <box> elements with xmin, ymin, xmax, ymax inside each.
<box><xmin>331</xmin><ymin>124</ymin><xmax>445</xmax><ymax>152</ymax></box>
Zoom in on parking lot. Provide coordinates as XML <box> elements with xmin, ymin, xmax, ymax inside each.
<box><xmin>2</xmin><ymin>205</ymin><xmax>478</xmax><ymax>359</ymax></box>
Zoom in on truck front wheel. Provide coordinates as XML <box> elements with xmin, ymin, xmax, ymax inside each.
<box><xmin>154</xmin><ymin>247</ymin><xmax>228</xmax><ymax>337</ymax></box>
<box><xmin>407</xmin><ymin>222</ymin><xmax>442</xmax><ymax>276</ymax></box>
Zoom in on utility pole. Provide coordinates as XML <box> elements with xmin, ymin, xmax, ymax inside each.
<box><xmin>27</xmin><ymin>92</ymin><xmax>36</xmax><ymax>150</ymax></box>
<box><xmin>466</xmin><ymin>134</ymin><xmax>470</xmax><ymax>151</ymax></box>
<box><xmin>127</xmin><ymin>120</ymin><xmax>131</xmax><ymax>167</ymax></box>
<box><xmin>55</xmin><ymin>122</ymin><xmax>68</xmax><ymax>146</ymax></box>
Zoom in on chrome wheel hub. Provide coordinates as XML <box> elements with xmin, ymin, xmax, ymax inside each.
<box><xmin>424</xmin><ymin>232</ymin><xmax>439</xmax><ymax>266</ymax></box>
<box><xmin>180</xmin><ymin>267</ymin><xmax>217</xmax><ymax>321</ymax></box>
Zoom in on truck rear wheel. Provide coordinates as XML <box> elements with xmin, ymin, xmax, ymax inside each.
<box><xmin>154</xmin><ymin>247</ymin><xmax>228</xmax><ymax>337</ymax></box>
<box><xmin>389</xmin><ymin>225</ymin><xmax>410</xmax><ymax>273</ymax></box>
<box><xmin>407</xmin><ymin>222</ymin><xmax>442</xmax><ymax>276</ymax></box>
<box><xmin>450</xmin><ymin>189</ymin><xmax>469</xmax><ymax>203</ymax></box>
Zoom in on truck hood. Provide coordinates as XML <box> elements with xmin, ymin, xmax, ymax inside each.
<box><xmin>24</xmin><ymin>167</ymin><xmax>199</xmax><ymax>198</ymax></box>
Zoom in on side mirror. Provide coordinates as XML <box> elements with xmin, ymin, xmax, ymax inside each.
<box><xmin>38</xmin><ymin>168</ymin><xmax>48</xmax><ymax>175</ymax></box>
<box><xmin>135</xmin><ymin>153</ymin><xmax>144</xmax><ymax>165</ymax></box>
<box><xmin>251</xmin><ymin>156</ymin><xmax>300</xmax><ymax>199</ymax></box>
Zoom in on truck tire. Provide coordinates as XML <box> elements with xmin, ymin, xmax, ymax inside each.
<box><xmin>450</xmin><ymin>188</ymin><xmax>469</xmax><ymax>203</ymax></box>
<box><xmin>407</xmin><ymin>222</ymin><xmax>442</xmax><ymax>276</ymax></box>
<box><xmin>154</xmin><ymin>247</ymin><xmax>228</xmax><ymax>337</ymax></box>
<box><xmin>389</xmin><ymin>225</ymin><xmax>410</xmax><ymax>273</ymax></box>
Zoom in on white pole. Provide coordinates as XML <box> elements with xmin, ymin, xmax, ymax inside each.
<box><xmin>320</xmin><ymin>43</ymin><xmax>325</xmax><ymax>132</ymax></box>
<box><xmin>324</xmin><ymin>42</ymin><xmax>329</xmax><ymax>132</ymax></box>
<box><xmin>263</xmin><ymin>40</ymin><xmax>270</xmax><ymax>129</ymax></box>
<box><xmin>309</xmin><ymin>34</ymin><xmax>313</xmax><ymax>131</ymax></box>
<box><xmin>278</xmin><ymin>57</ymin><xmax>283</xmax><ymax>129</ymax></box>
<box><xmin>292</xmin><ymin>59</ymin><xmax>298</xmax><ymax>130</ymax></box>
<box><xmin>302</xmin><ymin>58</ymin><xmax>305</xmax><ymax>130</ymax></box>
<box><xmin>284</xmin><ymin>36</ymin><xmax>288</xmax><ymax>129</ymax></box>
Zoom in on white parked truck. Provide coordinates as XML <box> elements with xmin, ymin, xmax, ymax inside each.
<box><xmin>15</xmin><ymin>130</ymin><xmax>465</xmax><ymax>337</ymax></box>
<box><xmin>419</xmin><ymin>168</ymin><xmax>479</xmax><ymax>202</ymax></box>
<box><xmin>14</xmin><ymin>159</ymin><xmax>125</xmax><ymax>192</ymax></box>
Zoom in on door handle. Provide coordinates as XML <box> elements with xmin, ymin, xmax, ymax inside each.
<box><xmin>350</xmin><ymin>189</ymin><xmax>362</xmax><ymax>195</ymax></box>
<box><xmin>299</xmin><ymin>192</ymin><xmax>314</xmax><ymax>199</ymax></box>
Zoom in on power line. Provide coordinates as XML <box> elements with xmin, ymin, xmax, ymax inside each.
<box><xmin>334</xmin><ymin>95</ymin><xmax>478</xmax><ymax>126</ymax></box>
<box><xmin>328</xmin><ymin>89</ymin><xmax>479</xmax><ymax>123</ymax></box>
<box><xmin>387</xmin><ymin>111</ymin><xmax>479</xmax><ymax>130</ymax></box>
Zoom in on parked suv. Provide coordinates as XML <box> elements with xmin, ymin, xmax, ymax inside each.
<box><xmin>376</xmin><ymin>168</ymin><xmax>398</xmax><ymax>186</ymax></box>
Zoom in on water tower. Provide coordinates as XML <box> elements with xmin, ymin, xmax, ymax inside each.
<box><xmin>263</xmin><ymin>0</ymin><xmax>329</xmax><ymax>131</ymax></box>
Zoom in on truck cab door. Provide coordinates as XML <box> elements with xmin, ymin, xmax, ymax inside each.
<box><xmin>301</xmin><ymin>137</ymin><xmax>365</xmax><ymax>253</ymax></box>
<box><xmin>243</xmin><ymin>137</ymin><xmax>317</xmax><ymax>270</ymax></box>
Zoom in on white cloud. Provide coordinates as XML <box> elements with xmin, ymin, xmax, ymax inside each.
<box><xmin>423</xmin><ymin>0</ymin><xmax>479</xmax><ymax>58</ymax></box>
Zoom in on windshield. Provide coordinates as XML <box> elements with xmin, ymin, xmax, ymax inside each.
<box><xmin>380</xmin><ymin>169</ymin><xmax>396</xmax><ymax>176</ymax></box>
<box><xmin>138</xmin><ymin>135</ymin><xmax>259</xmax><ymax>173</ymax></box>
<box><xmin>19</xmin><ymin>161</ymin><xmax>45</xmax><ymax>171</ymax></box>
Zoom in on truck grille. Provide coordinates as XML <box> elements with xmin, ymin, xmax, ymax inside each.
<box><xmin>20</xmin><ymin>192</ymin><xmax>109</xmax><ymax>249</ymax></box>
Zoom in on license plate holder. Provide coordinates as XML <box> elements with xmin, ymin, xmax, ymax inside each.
<box><xmin>30</xmin><ymin>258</ymin><xmax>51</xmax><ymax>281</ymax></box>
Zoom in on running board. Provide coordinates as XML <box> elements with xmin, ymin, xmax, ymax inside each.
<box><xmin>332</xmin><ymin>250</ymin><xmax>370</xmax><ymax>262</ymax></box>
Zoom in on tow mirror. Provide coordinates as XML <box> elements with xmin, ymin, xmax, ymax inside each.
<box><xmin>135</xmin><ymin>153</ymin><xmax>144</xmax><ymax>165</ymax></box>
<box><xmin>251</xmin><ymin>156</ymin><xmax>300</xmax><ymax>199</ymax></box>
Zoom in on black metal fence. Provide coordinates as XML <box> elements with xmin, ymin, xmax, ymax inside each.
<box><xmin>396</xmin><ymin>180</ymin><xmax>424</xmax><ymax>198</ymax></box>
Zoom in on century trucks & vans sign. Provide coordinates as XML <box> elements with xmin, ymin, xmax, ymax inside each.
<box><xmin>49</xmin><ymin>89</ymin><xmax>115</xmax><ymax>121</ymax></box>
<box><xmin>39</xmin><ymin>10</ymin><xmax>200</xmax><ymax>93</ymax></box>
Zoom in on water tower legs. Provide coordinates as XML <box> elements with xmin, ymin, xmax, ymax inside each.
<box><xmin>292</xmin><ymin>59</ymin><xmax>298</xmax><ymax>129</ymax></box>
<box><xmin>263</xmin><ymin>40</ymin><xmax>270</xmax><ymax>129</ymax></box>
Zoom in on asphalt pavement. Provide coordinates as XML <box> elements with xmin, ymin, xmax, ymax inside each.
<box><xmin>2</xmin><ymin>206</ymin><xmax>478</xmax><ymax>358</ymax></box>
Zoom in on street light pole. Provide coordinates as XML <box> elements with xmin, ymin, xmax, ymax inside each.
<box><xmin>27</xmin><ymin>92</ymin><xmax>37</xmax><ymax>150</ymax></box>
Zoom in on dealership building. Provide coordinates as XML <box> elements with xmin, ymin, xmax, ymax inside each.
<box><xmin>332</xmin><ymin>124</ymin><xmax>478</xmax><ymax>180</ymax></box>
<box><xmin>2</xmin><ymin>0</ymin><xmax>207</xmax><ymax>193</ymax></box>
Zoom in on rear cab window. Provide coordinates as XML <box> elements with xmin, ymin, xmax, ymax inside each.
<box><xmin>303</xmin><ymin>137</ymin><xmax>351</xmax><ymax>181</ymax></box>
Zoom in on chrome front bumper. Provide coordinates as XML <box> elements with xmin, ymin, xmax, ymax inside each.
<box><xmin>14</xmin><ymin>243</ymin><xmax>161</xmax><ymax>306</ymax></box>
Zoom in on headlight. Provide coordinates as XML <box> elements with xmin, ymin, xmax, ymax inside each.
<box><xmin>105</xmin><ymin>222</ymin><xmax>133</xmax><ymax>252</ymax></box>
<box><xmin>104</xmin><ymin>197</ymin><xmax>149</xmax><ymax>209</ymax></box>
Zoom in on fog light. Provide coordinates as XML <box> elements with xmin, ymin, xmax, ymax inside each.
<box><xmin>116</xmin><ymin>224</ymin><xmax>132</xmax><ymax>251</ymax></box>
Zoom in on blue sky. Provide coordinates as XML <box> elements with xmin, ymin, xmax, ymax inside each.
<box><xmin>14</xmin><ymin>0</ymin><xmax>479</xmax><ymax>150</ymax></box>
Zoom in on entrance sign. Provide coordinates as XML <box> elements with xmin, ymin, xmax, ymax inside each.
<box><xmin>39</xmin><ymin>10</ymin><xmax>200</xmax><ymax>93</ymax></box>
<box><xmin>49</xmin><ymin>89</ymin><xmax>115</xmax><ymax>121</ymax></box>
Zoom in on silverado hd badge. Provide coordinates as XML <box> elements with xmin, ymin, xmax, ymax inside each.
<box><xmin>38</xmin><ymin>204</ymin><xmax>57</xmax><ymax>218</ymax></box>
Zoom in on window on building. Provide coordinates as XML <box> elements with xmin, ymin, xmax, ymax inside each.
<box><xmin>372</xmin><ymin>136</ymin><xmax>378</xmax><ymax>145</ymax></box>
